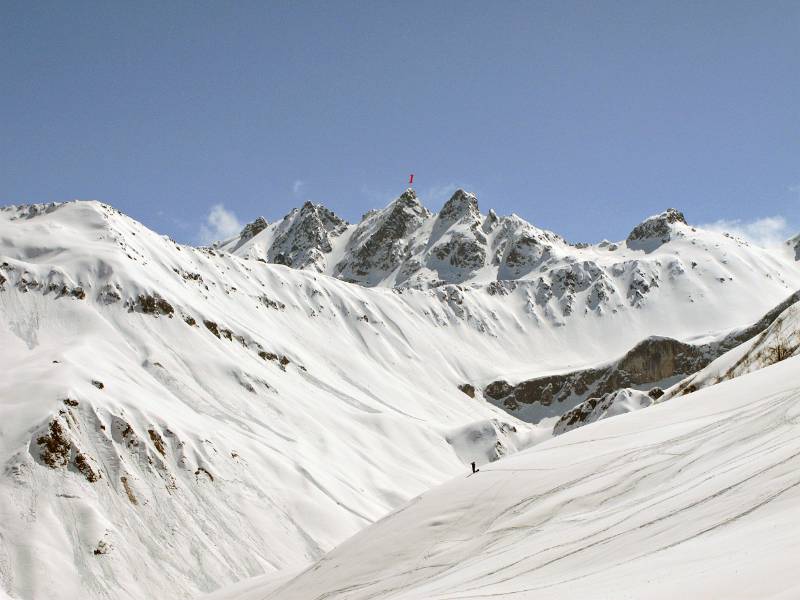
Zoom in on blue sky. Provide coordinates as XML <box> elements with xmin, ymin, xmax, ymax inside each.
<box><xmin>2</xmin><ymin>1</ymin><xmax>798</xmax><ymax>245</ymax></box>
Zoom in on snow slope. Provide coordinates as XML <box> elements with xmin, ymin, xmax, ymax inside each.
<box><xmin>664</xmin><ymin>300</ymin><xmax>800</xmax><ymax>400</ymax></box>
<box><xmin>0</xmin><ymin>199</ymin><xmax>798</xmax><ymax>600</ymax></box>
<box><xmin>264</xmin><ymin>355</ymin><xmax>800</xmax><ymax>600</ymax></box>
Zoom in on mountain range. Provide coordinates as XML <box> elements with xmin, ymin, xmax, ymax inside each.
<box><xmin>0</xmin><ymin>190</ymin><xmax>798</xmax><ymax>599</ymax></box>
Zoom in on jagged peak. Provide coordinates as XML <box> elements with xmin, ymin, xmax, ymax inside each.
<box><xmin>239</xmin><ymin>216</ymin><xmax>268</xmax><ymax>241</ymax></box>
<box><xmin>438</xmin><ymin>189</ymin><xmax>479</xmax><ymax>223</ymax></box>
<box><xmin>627</xmin><ymin>208</ymin><xmax>688</xmax><ymax>243</ymax></box>
<box><xmin>787</xmin><ymin>233</ymin><xmax>800</xmax><ymax>260</ymax></box>
<box><xmin>482</xmin><ymin>209</ymin><xmax>499</xmax><ymax>233</ymax></box>
<box><xmin>286</xmin><ymin>201</ymin><xmax>347</xmax><ymax>229</ymax></box>
<box><xmin>383</xmin><ymin>189</ymin><xmax>430</xmax><ymax>221</ymax></box>
<box><xmin>399</xmin><ymin>188</ymin><xmax>417</xmax><ymax>202</ymax></box>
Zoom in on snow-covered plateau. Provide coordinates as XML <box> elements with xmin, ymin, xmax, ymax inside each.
<box><xmin>0</xmin><ymin>191</ymin><xmax>798</xmax><ymax>599</ymax></box>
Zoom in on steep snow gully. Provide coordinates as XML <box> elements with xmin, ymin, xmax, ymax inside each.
<box><xmin>0</xmin><ymin>191</ymin><xmax>798</xmax><ymax>600</ymax></box>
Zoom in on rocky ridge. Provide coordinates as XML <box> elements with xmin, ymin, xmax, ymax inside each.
<box><xmin>548</xmin><ymin>290</ymin><xmax>800</xmax><ymax>434</ymax></box>
<box><xmin>219</xmin><ymin>189</ymin><xmax>800</xmax><ymax>325</ymax></box>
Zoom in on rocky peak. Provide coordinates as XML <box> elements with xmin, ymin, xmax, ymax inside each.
<box><xmin>788</xmin><ymin>234</ymin><xmax>800</xmax><ymax>261</ymax></box>
<box><xmin>399</xmin><ymin>187</ymin><xmax>417</xmax><ymax>202</ymax></box>
<box><xmin>438</xmin><ymin>189</ymin><xmax>480</xmax><ymax>224</ymax></box>
<box><xmin>482</xmin><ymin>209</ymin><xmax>499</xmax><ymax>233</ymax></box>
<box><xmin>239</xmin><ymin>216</ymin><xmax>268</xmax><ymax>241</ymax></box>
<box><xmin>269</xmin><ymin>203</ymin><xmax>347</xmax><ymax>271</ymax></box>
<box><xmin>627</xmin><ymin>208</ymin><xmax>687</xmax><ymax>243</ymax></box>
<box><xmin>379</xmin><ymin>190</ymin><xmax>431</xmax><ymax>232</ymax></box>
<box><xmin>298</xmin><ymin>201</ymin><xmax>347</xmax><ymax>231</ymax></box>
<box><xmin>335</xmin><ymin>190</ymin><xmax>431</xmax><ymax>283</ymax></box>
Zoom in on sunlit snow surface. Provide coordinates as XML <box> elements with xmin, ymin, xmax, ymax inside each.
<box><xmin>263</xmin><ymin>357</ymin><xmax>800</xmax><ymax>600</ymax></box>
<box><xmin>0</xmin><ymin>200</ymin><xmax>798</xmax><ymax>599</ymax></box>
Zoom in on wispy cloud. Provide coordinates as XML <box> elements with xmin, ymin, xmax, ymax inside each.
<box><xmin>292</xmin><ymin>180</ymin><xmax>306</xmax><ymax>198</ymax></box>
<box><xmin>700</xmin><ymin>216</ymin><xmax>794</xmax><ymax>248</ymax></box>
<box><xmin>198</xmin><ymin>204</ymin><xmax>242</xmax><ymax>244</ymax></box>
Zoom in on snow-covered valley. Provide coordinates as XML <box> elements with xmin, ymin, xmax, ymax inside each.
<box><xmin>0</xmin><ymin>193</ymin><xmax>798</xmax><ymax>599</ymax></box>
<box><xmin>260</xmin><ymin>354</ymin><xmax>800</xmax><ymax>600</ymax></box>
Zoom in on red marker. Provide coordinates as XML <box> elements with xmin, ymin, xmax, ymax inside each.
<box><xmin>408</xmin><ymin>174</ymin><xmax>414</xmax><ymax>185</ymax></box>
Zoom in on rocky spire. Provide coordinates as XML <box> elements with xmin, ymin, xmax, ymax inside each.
<box><xmin>269</xmin><ymin>202</ymin><xmax>347</xmax><ymax>270</ymax></box>
<box><xmin>238</xmin><ymin>216</ymin><xmax>268</xmax><ymax>241</ymax></box>
<box><xmin>788</xmin><ymin>233</ymin><xmax>800</xmax><ymax>261</ymax></box>
<box><xmin>438</xmin><ymin>189</ymin><xmax>480</xmax><ymax>224</ymax></box>
<box><xmin>627</xmin><ymin>208</ymin><xmax>687</xmax><ymax>243</ymax></box>
<box><xmin>482</xmin><ymin>209</ymin><xmax>499</xmax><ymax>233</ymax></box>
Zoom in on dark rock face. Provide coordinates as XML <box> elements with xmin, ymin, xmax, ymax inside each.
<box><xmin>627</xmin><ymin>208</ymin><xmax>687</xmax><ymax>243</ymax></box>
<box><xmin>494</xmin><ymin>218</ymin><xmax>564</xmax><ymax>280</ymax></box>
<box><xmin>457</xmin><ymin>383</ymin><xmax>476</xmax><ymax>398</ymax></box>
<box><xmin>430</xmin><ymin>235</ymin><xmax>486</xmax><ymax>270</ymax></box>
<box><xmin>554</xmin><ymin>393</ymin><xmax>615</xmax><ymax>434</ymax></box>
<box><xmin>270</xmin><ymin>202</ymin><xmax>348</xmax><ymax>271</ymax></box>
<box><xmin>422</xmin><ymin>190</ymin><xmax>491</xmax><ymax>280</ymax></box>
<box><xmin>37</xmin><ymin>420</ymin><xmax>71</xmax><ymax>468</ymax></box>
<box><xmin>438</xmin><ymin>189</ymin><xmax>480</xmax><ymax>225</ymax></box>
<box><xmin>337</xmin><ymin>189</ymin><xmax>431</xmax><ymax>282</ymax></box>
<box><xmin>239</xmin><ymin>217</ymin><xmax>268</xmax><ymax>241</ymax></box>
<box><xmin>504</xmin><ymin>235</ymin><xmax>546</xmax><ymax>269</ymax></box>
<box><xmin>36</xmin><ymin>417</ymin><xmax>101</xmax><ymax>482</ymax></box>
<box><xmin>788</xmin><ymin>235</ymin><xmax>800</xmax><ymax>261</ymax></box>
<box><xmin>133</xmin><ymin>294</ymin><xmax>174</xmax><ymax>317</ymax></box>
<box><xmin>483</xmin><ymin>336</ymin><xmax>711</xmax><ymax>421</ymax></box>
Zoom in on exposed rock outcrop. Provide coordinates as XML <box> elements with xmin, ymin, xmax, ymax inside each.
<box><xmin>239</xmin><ymin>217</ymin><xmax>268</xmax><ymax>241</ymax></box>
<box><xmin>270</xmin><ymin>202</ymin><xmax>348</xmax><ymax>271</ymax></box>
<box><xmin>484</xmin><ymin>335</ymin><xmax>736</xmax><ymax>422</ymax></box>
<box><xmin>627</xmin><ymin>208</ymin><xmax>687</xmax><ymax>244</ymax></box>
<box><xmin>788</xmin><ymin>234</ymin><xmax>800</xmax><ymax>261</ymax></box>
<box><xmin>337</xmin><ymin>189</ymin><xmax>431</xmax><ymax>284</ymax></box>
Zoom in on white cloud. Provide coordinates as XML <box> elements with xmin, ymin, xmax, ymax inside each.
<box><xmin>700</xmin><ymin>216</ymin><xmax>794</xmax><ymax>248</ymax></box>
<box><xmin>198</xmin><ymin>204</ymin><xmax>242</xmax><ymax>244</ymax></box>
<box><xmin>292</xmin><ymin>180</ymin><xmax>306</xmax><ymax>197</ymax></box>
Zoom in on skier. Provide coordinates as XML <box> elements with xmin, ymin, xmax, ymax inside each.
<box><xmin>471</xmin><ymin>461</ymin><xmax>479</xmax><ymax>474</ymax></box>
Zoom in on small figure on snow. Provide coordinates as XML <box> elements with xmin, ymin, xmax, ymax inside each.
<box><xmin>471</xmin><ymin>461</ymin><xmax>479</xmax><ymax>474</ymax></box>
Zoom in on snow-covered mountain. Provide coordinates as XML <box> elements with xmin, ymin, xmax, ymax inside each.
<box><xmin>0</xmin><ymin>196</ymin><xmax>798</xmax><ymax>600</ymax></box>
<box><xmin>219</xmin><ymin>190</ymin><xmax>798</xmax><ymax>308</ymax></box>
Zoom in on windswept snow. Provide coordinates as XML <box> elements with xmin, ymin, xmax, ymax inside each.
<box><xmin>264</xmin><ymin>356</ymin><xmax>800</xmax><ymax>600</ymax></box>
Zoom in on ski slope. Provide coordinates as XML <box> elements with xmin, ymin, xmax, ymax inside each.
<box><xmin>264</xmin><ymin>356</ymin><xmax>800</xmax><ymax>600</ymax></box>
